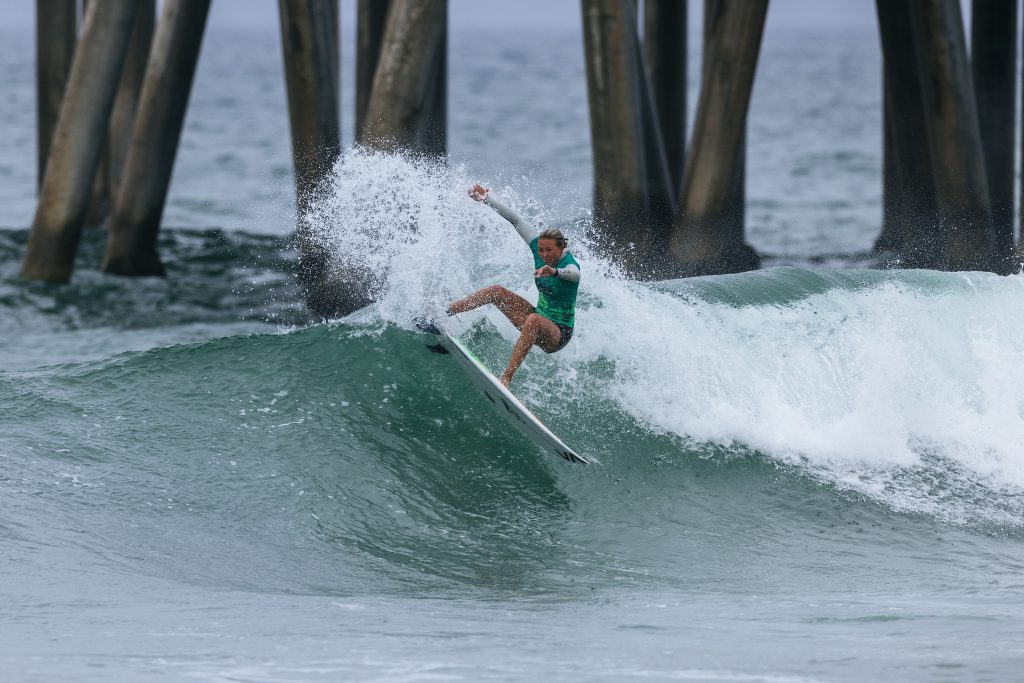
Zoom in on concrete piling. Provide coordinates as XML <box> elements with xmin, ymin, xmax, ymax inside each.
<box><xmin>874</xmin><ymin>0</ymin><xmax>937</xmax><ymax>262</ymax></box>
<box><xmin>909</xmin><ymin>0</ymin><xmax>996</xmax><ymax>272</ymax></box>
<box><xmin>634</xmin><ymin>4</ymin><xmax>677</xmax><ymax>247</ymax></box>
<box><xmin>21</xmin><ymin>0</ymin><xmax>140</xmax><ymax>283</ymax></box>
<box><xmin>705</xmin><ymin>0</ymin><xmax>746</xmax><ymax>267</ymax></box>
<box><xmin>35</xmin><ymin>0</ymin><xmax>78</xmax><ymax>189</ymax></box>
<box><xmin>581</xmin><ymin>0</ymin><xmax>646</xmax><ymax>245</ymax></box>
<box><xmin>356</xmin><ymin>0</ymin><xmax>392</xmax><ymax>140</ymax></box>
<box><xmin>277</xmin><ymin>0</ymin><xmax>350</xmax><ymax>316</ymax></box>
<box><xmin>106</xmin><ymin>1</ymin><xmax>156</xmax><ymax>215</ymax></box>
<box><xmin>101</xmin><ymin>0</ymin><xmax>210</xmax><ymax>277</ymax></box>
<box><xmin>86</xmin><ymin>0</ymin><xmax>156</xmax><ymax>230</ymax></box>
<box><xmin>277</xmin><ymin>0</ymin><xmax>340</xmax><ymax>208</ymax></box>
<box><xmin>643</xmin><ymin>0</ymin><xmax>687</xmax><ymax>191</ymax></box>
<box><xmin>424</xmin><ymin>3</ymin><xmax>448</xmax><ymax>158</ymax></box>
<box><xmin>971</xmin><ymin>0</ymin><xmax>1016</xmax><ymax>266</ymax></box>
<box><xmin>330</xmin><ymin>0</ymin><xmax>340</xmax><ymax>109</ymax></box>
<box><xmin>361</xmin><ymin>0</ymin><xmax>448</xmax><ymax>155</ymax></box>
<box><xmin>582</xmin><ymin>0</ymin><xmax>675</xmax><ymax>275</ymax></box>
<box><xmin>668</xmin><ymin>0</ymin><xmax>766</xmax><ymax>276</ymax></box>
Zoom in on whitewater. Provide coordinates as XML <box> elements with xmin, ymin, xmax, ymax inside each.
<box><xmin>309</xmin><ymin>149</ymin><xmax>1024</xmax><ymax>529</ymax></box>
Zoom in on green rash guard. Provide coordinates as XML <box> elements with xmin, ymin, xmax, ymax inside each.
<box><xmin>482</xmin><ymin>193</ymin><xmax>582</xmax><ymax>328</ymax></box>
<box><xmin>531</xmin><ymin>237</ymin><xmax>579</xmax><ymax>327</ymax></box>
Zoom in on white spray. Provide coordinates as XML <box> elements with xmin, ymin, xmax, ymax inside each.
<box><xmin>307</xmin><ymin>150</ymin><xmax>1024</xmax><ymax>525</ymax></box>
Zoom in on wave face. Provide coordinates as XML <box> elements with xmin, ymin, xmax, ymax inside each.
<box><xmin>301</xmin><ymin>150</ymin><xmax>1024</xmax><ymax>529</ymax></box>
<box><xmin>4</xmin><ymin>313</ymin><xmax>1024</xmax><ymax>606</ymax></box>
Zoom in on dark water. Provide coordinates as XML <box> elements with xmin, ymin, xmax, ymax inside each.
<box><xmin>3</xmin><ymin>17</ymin><xmax>1024</xmax><ymax>683</ymax></box>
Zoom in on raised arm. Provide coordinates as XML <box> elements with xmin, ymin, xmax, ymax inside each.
<box><xmin>469</xmin><ymin>184</ymin><xmax>537</xmax><ymax>244</ymax></box>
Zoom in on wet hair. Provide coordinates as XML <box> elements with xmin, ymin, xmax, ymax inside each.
<box><xmin>538</xmin><ymin>227</ymin><xmax>569</xmax><ymax>249</ymax></box>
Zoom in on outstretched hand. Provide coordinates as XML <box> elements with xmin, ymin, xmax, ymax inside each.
<box><xmin>468</xmin><ymin>183</ymin><xmax>488</xmax><ymax>202</ymax></box>
<box><xmin>535</xmin><ymin>265</ymin><xmax>557</xmax><ymax>279</ymax></box>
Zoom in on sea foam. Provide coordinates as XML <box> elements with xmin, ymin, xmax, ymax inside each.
<box><xmin>308</xmin><ymin>150</ymin><xmax>1024</xmax><ymax>525</ymax></box>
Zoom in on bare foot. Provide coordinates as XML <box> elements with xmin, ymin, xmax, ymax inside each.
<box><xmin>499</xmin><ymin>375</ymin><xmax>512</xmax><ymax>388</ymax></box>
<box><xmin>468</xmin><ymin>184</ymin><xmax>488</xmax><ymax>201</ymax></box>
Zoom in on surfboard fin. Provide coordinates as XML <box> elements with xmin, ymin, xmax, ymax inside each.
<box><xmin>425</xmin><ymin>343</ymin><xmax>449</xmax><ymax>354</ymax></box>
<box><xmin>413</xmin><ymin>316</ymin><xmax>443</xmax><ymax>335</ymax></box>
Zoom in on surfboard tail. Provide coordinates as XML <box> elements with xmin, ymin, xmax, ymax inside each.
<box><xmin>436</xmin><ymin>331</ymin><xmax>588</xmax><ymax>465</ymax></box>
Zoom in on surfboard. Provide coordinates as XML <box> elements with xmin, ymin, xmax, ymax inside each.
<box><xmin>431</xmin><ymin>329</ymin><xmax>589</xmax><ymax>465</ymax></box>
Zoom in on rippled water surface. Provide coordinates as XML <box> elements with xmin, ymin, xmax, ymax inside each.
<box><xmin>3</xmin><ymin>14</ymin><xmax>1024</xmax><ymax>683</ymax></box>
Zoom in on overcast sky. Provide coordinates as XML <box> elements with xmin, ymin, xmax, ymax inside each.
<box><xmin>5</xmin><ymin>1</ymin><xmax>880</xmax><ymax>32</ymax></box>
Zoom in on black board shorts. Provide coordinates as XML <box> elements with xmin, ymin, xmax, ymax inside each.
<box><xmin>545</xmin><ymin>323</ymin><xmax>574</xmax><ymax>354</ymax></box>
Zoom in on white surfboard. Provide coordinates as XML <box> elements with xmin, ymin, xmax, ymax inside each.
<box><xmin>435</xmin><ymin>330</ymin><xmax>589</xmax><ymax>465</ymax></box>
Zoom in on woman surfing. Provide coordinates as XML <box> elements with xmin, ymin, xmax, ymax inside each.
<box><xmin>429</xmin><ymin>184</ymin><xmax>581</xmax><ymax>388</ymax></box>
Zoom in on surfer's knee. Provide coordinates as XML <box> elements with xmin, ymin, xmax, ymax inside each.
<box><xmin>490</xmin><ymin>284</ymin><xmax>512</xmax><ymax>297</ymax></box>
<box><xmin>482</xmin><ymin>285</ymin><xmax>516</xmax><ymax>304</ymax></box>
<box><xmin>462</xmin><ymin>285</ymin><xmax>502</xmax><ymax>307</ymax></box>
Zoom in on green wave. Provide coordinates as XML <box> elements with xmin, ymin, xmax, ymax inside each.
<box><xmin>8</xmin><ymin>321</ymin><xmax>999</xmax><ymax>598</ymax></box>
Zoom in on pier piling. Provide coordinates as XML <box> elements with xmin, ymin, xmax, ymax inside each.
<box><xmin>105</xmin><ymin>1</ymin><xmax>155</xmax><ymax>224</ymax></box>
<box><xmin>330</xmin><ymin>0</ymin><xmax>340</xmax><ymax>109</ymax></box>
<box><xmin>643</xmin><ymin>0</ymin><xmax>687</xmax><ymax>192</ymax></box>
<box><xmin>35</xmin><ymin>0</ymin><xmax>77</xmax><ymax>189</ymax></box>
<box><xmin>909</xmin><ymin>0</ymin><xmax>996</xmax><ymax>272</ymax></box>
<box><xmin>101</xmin><ymin>0</ymin><xmax>210</xmax><ymax>277</ymax></box>
<box><xmin>277</xmin><ymin>0</ymin><xmax>350</xmax><ymax>316</ymax></box>
<box><xmin>705</xmin><ymin>0</ymin><xmax>747</xmax><ymax>269</ymax></box>
<box><xmin>279</xmin><ymin>0</ymin><xmax>339</xmax><ymax>208</ymax></box>
<box><xmin>427</xmin><ymin>4</ymin><xmax>448</xmax><ymax>158</ymax></box>
<box><xmin>971</xmin><ymin>0</ymin><xmax>1016</xmax><ymax>266</ymax></box>
<box><xmin>634</xmin><ymin>4</ymin><xmax>678</xmax><ymax>250</ymax></box>
<box><xmin>582</xmin><ymin>0</ymin><xmax>675</xmax><ymax>275</ymax></box>
<box><xmin>874</xmin><ymin>0</ymin><xmax>937</xmax><ymax>263</ymax></box>
<box><xmin>21</xmin><ymin>0</ymin><xmax>140</xmax><ymax>283</ymax></box>
<box><xmin>362</xmin><ymin>0</ymin><xmax>448</xmax><ymax>156</ymax></box>
<box><xmin>356</xmin><ymin>0</ymin><xmax>392</xmax><ymax>140</ymax></box>
<box><xmin>668</xmin><ymin>0</ymin><xmax>766</xmax><ymax>276</ymax></box>
<box><xmin>86</xmin><ymin>0</ymin><xmax>155</xmax><ymax>231</ymax></box>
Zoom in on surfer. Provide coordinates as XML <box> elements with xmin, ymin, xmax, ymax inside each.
<box><xmin>446</xmin><ymin>184</ymin><xmax>580</xmax><ymax>387</ymax></box>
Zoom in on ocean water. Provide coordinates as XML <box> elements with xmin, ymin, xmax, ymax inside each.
<box><xmin>3</xmin><ymin>16</ymin><xmax>1024</xmax><ymax>683</ymax></box>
